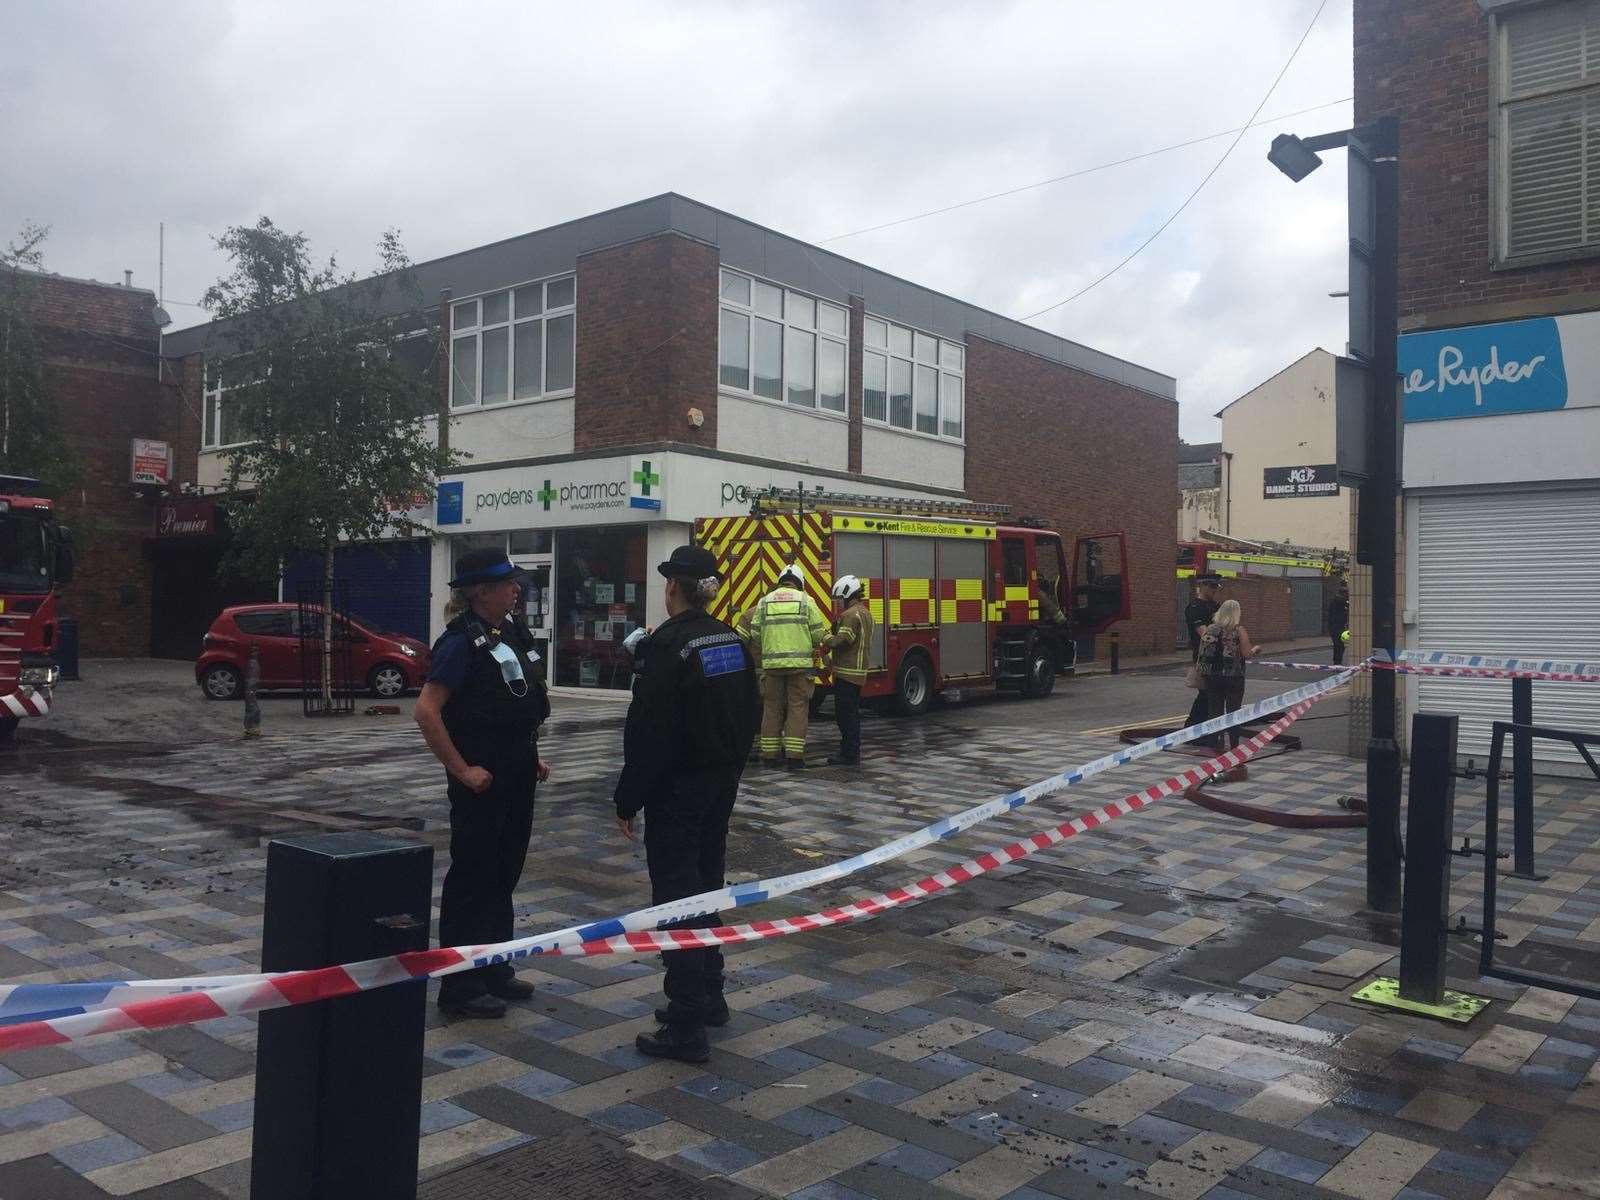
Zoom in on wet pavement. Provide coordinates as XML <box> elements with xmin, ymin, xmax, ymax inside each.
<box><xmin>0</xmin><ymin>675</ymin><xmax>1597</xmax><ymax>1199</ymax></box>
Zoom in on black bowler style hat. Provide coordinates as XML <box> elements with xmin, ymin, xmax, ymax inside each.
<box><xmin>449</xmin><ymin>549</ymin><xmax>531</xmax><ymax>588</ymax></box>
<box><xmin>1195</xmin><ymin>573</ymin><xmax>1223</xmax><ymax>586</ymax></box>
<box><xmin>657</xmin><ymin>544</ymin><xmax>718</xmax><ymax>580</ymax></box>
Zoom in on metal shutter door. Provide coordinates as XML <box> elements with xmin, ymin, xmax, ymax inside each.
<box><xmin>281</xmin><ymin>541</ymin><xmax>431</xmax><ymax>644</ymax></box>
<box><xmin>1414</xmin><ymin>489</ymin><xmax>1600</xmax><ymax>768</ymax></box>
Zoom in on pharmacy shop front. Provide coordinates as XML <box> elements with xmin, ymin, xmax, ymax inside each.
<box><xmin>429</xmin><ymin>450</ymin><xmax>959</xmax><ymax>690</ymax></box>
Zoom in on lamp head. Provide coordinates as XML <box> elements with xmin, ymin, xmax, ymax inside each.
<box><xmin>1268</xmin><ymin>133</ymin><xmax>1324</xmax><ymax>182</ymax></box>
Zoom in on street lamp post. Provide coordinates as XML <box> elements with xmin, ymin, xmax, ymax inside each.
<box><xmin>1269</xmin><ymin>115</ymin><xmax>1403</xmax><ymax>913</ymax></box>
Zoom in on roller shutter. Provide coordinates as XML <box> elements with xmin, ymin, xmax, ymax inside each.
<box><xmin>1412</xmin><ymin>489</ymin><xmax>1600</xmax><ymax>768</ymax></box>
<box><xmin>281</xmin><ymin>540</ymin><xmax>431</xmax><ymax>643</ymax></box>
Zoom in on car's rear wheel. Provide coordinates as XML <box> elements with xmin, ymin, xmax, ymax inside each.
<box><xmin>202</xmin><ymin>664</ymin><xmax>241</xmax><ymax>701</ymax></box>
<box><xmin>368</xmin><ymin>663</ymin><xmax>408</xmax><ymax>699</ymax></box>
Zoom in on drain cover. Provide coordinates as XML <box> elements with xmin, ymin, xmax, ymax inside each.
<box><xmin>419</xmin><ymin>1127</ymin><xmax>757</xmax><ymax>1199</ymax></box>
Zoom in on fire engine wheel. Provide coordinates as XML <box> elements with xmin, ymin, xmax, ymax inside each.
<box><xmin>1021</xmin><ymin>644</ymin><xmax>1057</xmax><ymax>700</ymax></box>
<box><xmin>202</xmin><ymin>664</ymin><xmax>242</xmax><ymax>701</ymax></box>
<box><xmin>368</xmin><ymin>663</ymin><xmax>408</xmax><ymax>699</ymax></box>
<box><xmin>895</xmin><ymin>652</ymin><xmax>934</xmax><ymax>717</ymax></box>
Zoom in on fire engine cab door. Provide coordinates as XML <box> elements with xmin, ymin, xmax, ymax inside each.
<box><xmin>1072</xmin><ymin>533</ymin><xmax>1129</xmax><ymax>635</ymax></box>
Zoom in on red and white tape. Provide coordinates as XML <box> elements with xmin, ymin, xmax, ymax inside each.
<box><xmin>0</xmin><ymin>692</ymin><xmax>1319</xmax><ymax>1051</ymax></box>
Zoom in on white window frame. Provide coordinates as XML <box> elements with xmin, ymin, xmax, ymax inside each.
<box><xmin>718</xmin><ymin>268</ymin><xmax>849</xmax><ymax>418</ymax></box>
<box><xmin>449</xmin><ymin>273</ymin><xmax>576</xmax><ymax>410</ymax></box>
<box><xmin>201</xmin><ymin>367</ymin><xmax>256</xmax><ymax>450</ymax></box>
<box><xmin>1490</xmin><ymin>1</ymin><xmax>1600</xmax><ymax>268</ymax></box>
<box><xmin>861</xmin><ymin>314</ymin><xmax>965</xmax><ymax>444</ymax></box>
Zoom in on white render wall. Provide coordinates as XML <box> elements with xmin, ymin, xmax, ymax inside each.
<box><xmin>860</xmin><ymin>425</ymin><xmax>963</xmax><ymax>492</ymax></box>
<box><xmin>716</xmin><ymin>393</ymin><xmax>848</xmax><ymax>471</ymax></box>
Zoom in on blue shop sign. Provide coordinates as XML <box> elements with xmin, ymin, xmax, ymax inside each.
<box><xmin>436</xmin><ymin>480</ymin><xmax>464</xmax><ymax>525</ymax></box>
<box><xmin>1400</xmin><ymin>317</ymin><xmax>1567</xmax><ymax>422</ymax></box>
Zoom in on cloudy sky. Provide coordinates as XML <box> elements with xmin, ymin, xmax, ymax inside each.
<box><xmin>4</xmin><ymin>0</ymin><xmax>1352</xmax><ymax>441</ymax></box>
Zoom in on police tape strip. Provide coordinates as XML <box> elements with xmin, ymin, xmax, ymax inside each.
<box><xmin>1249</xmin><ymin>652</ymin><xmax>1600</xmax><ymax>683</ymax></box>
<box><xmin>0</xmin><ymin>668</ymin><xmax>1357</xmax><ymax>1031</ymax></box>
<box><xmin>0</xmin><ymin>690</ymin><xmax>1324</xmax><ymax>1051</ymax></box>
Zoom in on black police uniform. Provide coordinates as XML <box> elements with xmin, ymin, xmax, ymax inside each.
<box><xmin>614</xmin><ymin>609</ymin><xmax>758</xmax><ymax>1028</ymax></box>
<box><xmin>433</xmin><ymin>611</ymin><xmax>549</xmax><ymax>1005</ymax></box>
<box><xmin>1184</xmin><ymin>593</ymin><xmax>1220</xmax><ymax>739</ymax></box>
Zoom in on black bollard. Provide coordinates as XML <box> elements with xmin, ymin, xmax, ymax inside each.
<box><xmin>1109</xmin><ymin>631</ymin><xmax>1120</xmax><ymax>675</ymax></box>
<box><xmin>1398</xmin><ymin>712</ymin><xmax>1458</xmax><ymax>1005</ymax></box>
<box><xmin>1511</xmin><ymin>676</ymin><xmax>1535</xmax><ymax>877</ymax></box>
<box><xmin>251</xmin><ymin>833</ymin><xmax>432</xmax><ymax>1200</ymax></box>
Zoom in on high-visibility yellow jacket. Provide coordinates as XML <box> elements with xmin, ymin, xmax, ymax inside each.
<box><xmin>823</xmin><ymin>602</ymin><xmax>874</xmax><ymax>685</ymax></box>
<box><xmin>749</xmin><ymin>586</ymin><xmax>828</xmax><ymax>672</ymax></box>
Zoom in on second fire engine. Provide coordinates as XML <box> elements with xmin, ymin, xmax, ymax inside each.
<box><xmin>695</xmin><ymin>490</ymin><xmax>1129</xmax><ymax>715</ymax></box>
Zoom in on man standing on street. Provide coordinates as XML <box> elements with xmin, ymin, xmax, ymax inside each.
<box><xmin>1328</xmin><ymin>581</ymin><xmax>1350</xmax><ymax>665</ymax></box>
<box><xmin>822</xmin><ymin>574</ymin><xmax>873</xmax><ymax>767</ymax></box>
<box><xmin>1183</xmin><ymin>574</ymin><xmax>1221</xmax><ymax>740</ymax></box>
<box><xmin>615</xmin><ymin>545</ymin><xmax>757</xmax><ymax>1063</ymax></box>
<box><xmin>749</xmin><ymin>563</ymin><xmax>829</xmax><ymax>769</ymax></box>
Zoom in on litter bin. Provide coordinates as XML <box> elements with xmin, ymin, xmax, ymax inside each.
<box><xmin>55</xmin><ymin>617</ymin><xmax>80</xmax><ymax>681</ymax></box>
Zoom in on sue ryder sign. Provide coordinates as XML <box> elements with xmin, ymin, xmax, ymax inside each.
<box><xmin>1398</xmin><ymin>314</ymin><xmax>1600</xmax><ymax>422</ymax></box>
<box><xmin>1263</xmin><ymin>464</ymin><xmax>1339</xmax><ymax>499</ymax></box>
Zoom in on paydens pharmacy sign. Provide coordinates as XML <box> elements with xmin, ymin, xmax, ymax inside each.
<box><xmin>438</xmin><ymin>456</ymin><xmax>664</xmax><ymax>528</ymax></box>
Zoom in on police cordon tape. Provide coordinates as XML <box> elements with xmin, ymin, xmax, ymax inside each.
<box><xmin>0</xmin><ymin>669</ymin><xmax>1357</xmax><ymax>1044</ymax></box>
<box><xmin>1251</xmin><ymin>650</ymin><xmax>1600</xmax><ymax>682</ymax></box>
<box><xmin>0</xmin><ymin>684</ymin><xmax>1336</xmax><ymax>1051</ymax></box>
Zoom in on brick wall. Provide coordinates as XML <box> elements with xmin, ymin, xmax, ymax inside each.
<box><xmin>963</xmin><ymin>336</ymin><xmax>1178</xmax><ymax>656</ymax></box>
<box><xmin>1216</xmin><ymin>576</ymin><xmax>1295</xmax><ymax>647</ymax></box>
<box><xmin>573</xmin><ymin>232</ymin><xmax>719</xmax><ymax>451</ymax></box>
<box><xmin>1356</xmin><ymin>0</ymin><xmax>1600</xmax><ymax>326</ymax></box>
<box><xmin>21</xmin><ymin>275</ymin><xmax>183</xmax><ymax>657</ymax></box>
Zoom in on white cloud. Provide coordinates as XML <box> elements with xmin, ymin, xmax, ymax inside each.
<box><xmin>1</xmin><ymin>0</ymin><xmax>1354</xmax><ymax>441</ymax></box>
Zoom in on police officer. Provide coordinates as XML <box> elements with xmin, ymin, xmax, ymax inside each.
<box><xmin>822</xmin><ymin>574</ymin><xmax>873</xmax><ymax>767</ymax></box>
<box><xmin>415</xmin><ymin>548</ymin><xmax>551</xmax><ymax>1018</ymax></box>
<box><xmin>1183</xmin><ymin>574</ymin><xmax>1222</xmax><ymax>743</ymax></box>
<box><xmin>615</xmin><ymin>545</ymin><xmax>758</xmax><ymax>1063</ymax></box>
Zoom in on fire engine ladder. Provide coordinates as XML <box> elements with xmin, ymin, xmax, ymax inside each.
<box><xmin>750</xmin><ymin>487</ymin><xmax>1011</xmax><ymax>521</ymax></box>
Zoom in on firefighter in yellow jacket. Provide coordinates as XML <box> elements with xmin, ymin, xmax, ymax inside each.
<box><xmin>748</xmin><ymin>563</ymin><xmax>829</xmax><ymax>769</ymax></box>
<box><xmin>822</xmin><ymin>574</ymin><xmax>873</xmax><ymax>767</ymax></box>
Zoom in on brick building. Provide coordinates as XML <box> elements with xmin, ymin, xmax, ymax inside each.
<box><xmin>1355</xmin><ymin>0</ymin><xmax>1600</xmax><ymax>765</ymax></box>
<box><xmin>16</xmin><ymin>273</ymin><xmax>213</xmax><ymax>658</ymax></box>
<box><xmin>165</xmin><ymin>194</ymin><xmax>1177</xmax><ymax>691</ymax></box>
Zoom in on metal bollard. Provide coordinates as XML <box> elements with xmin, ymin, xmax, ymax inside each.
<box><xmin>1398</xmin><ymin>712</ymin><xmax>1458</xmax><ymax>1005</ymax></box>
<box><xmin>243</xmin><ymin>643</ymin><xmax>261</xmax><ymax>738</ymax></box>
<box><xmin>1109</xmin><ymin>631</ymin><xmax>1120</xmax><ymax>675</ymax></box>
<box><xmin>1511</xmin><ymin>675</ymin><xmax>1536</xmax><ymax>878</ymax></box>
<box><xmin>251</xmin><ymin>833</ymin><xmax>432</xmax><ymax>1200</ymax></box>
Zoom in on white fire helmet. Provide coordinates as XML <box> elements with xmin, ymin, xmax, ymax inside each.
<box><xmin>831</xmin><ymin>574</ymin><xmax>864</xmax><ymax>602</ymax></box>
<box><xmin>778</xmin><ymin>562</ymin><xmax>805</xmax><ymax>588</ymax></box>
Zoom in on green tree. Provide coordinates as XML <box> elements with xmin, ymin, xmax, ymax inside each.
<box><xmin>0</xmin><ymin>223</ymin><xmax>78</xmax><ymax>495</ymax></box>
<box><xmin>203</xmin><ymin>218</ymin><xmax>453</xmax><ymax>709</ymax></box>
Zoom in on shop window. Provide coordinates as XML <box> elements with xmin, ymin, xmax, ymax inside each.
<box><xmin>450</xmin><ymin>274</ymin><xmax>575</xmax><ymax>409</ymax></box>
<box><xmin>555</xmin><ymin>526</ymin><xmax>647</xmax><ymax>689</ymax></box>
<box><xmin>864</xmin><ymin>314</ymin><xmax>964</xmax><ymax>442</ymax></box>
<box><xmin>719</xmin><ymin>269</ymin><xmax>848</xmax><ymax>415</ymax></box>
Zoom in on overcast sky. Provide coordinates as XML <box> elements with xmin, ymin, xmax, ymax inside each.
<box><xmin>3</xmin><ymin>0</ymin><xmax>1352</xmax><ymax>442</ymax></box>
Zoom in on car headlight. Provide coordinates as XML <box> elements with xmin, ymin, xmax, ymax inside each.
<box><xmin>399</xmin><ymin>644</ymin><xmax>418</xmax><ymax>657</ymax></box>
<box><xmin>19</xmin><ymin>666</ymin><xmax>59</xmax><ymax>687</ymax></box>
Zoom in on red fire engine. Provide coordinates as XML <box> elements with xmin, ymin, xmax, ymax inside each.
<box><xmin>0</xmin><ymin>476</ymin><xmax>74</xmax><ymax>741</ymax></box>
<box><xmin>695</xmin><ymin>490</ymin><xmax>1129</xmax><ymax>715</ymax></box>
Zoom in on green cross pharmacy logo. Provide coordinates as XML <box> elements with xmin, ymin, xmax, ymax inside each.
<box><xmin>629</xmin><ymin>457</ymin><xmax>662</xmax><ymax>511</ymax></box>
<box><xmin>632</xmin><ymin>461</ymin><xmax>659</xmax><ymax>496</ymax></box>
<box><xmin>537</xmin><ymin>480</ymin><xmax>556</xmax><ymax>510</ymax></box>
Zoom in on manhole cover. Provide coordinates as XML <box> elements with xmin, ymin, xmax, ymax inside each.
<box><xmin>418</xmin><ymin>1127</ymin><xmax>757</xmax><ymax>1199</ymax></box>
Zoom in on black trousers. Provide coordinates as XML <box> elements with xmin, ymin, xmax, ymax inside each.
<box><xmin>644</xmin><ymin>766</ymin><xmax>739</xmax><ymax>1027</ymax></box>
<box><xmin>1185</xmin><ymin>658</ymin><xmax>1217</xmax><ymax>747</ymax></box>
<box><xmin>1331</xmin><ymin>634</ymin><xmax>1346</xmax><ymax>665</ymax></box>
<box><xmin>1204</xmin><ymin>676</ymin><xmax>1248</xmax><ymax>749</ymax></box>
<box><xmin>438</xmin><ymin>737</ymin><xmax>537</xmax><ymax>1001</ymax></box>
<box><xmin>834</xmin><ymin>680</ymin><xmax>862</xmax><ymax>761</ymax></box>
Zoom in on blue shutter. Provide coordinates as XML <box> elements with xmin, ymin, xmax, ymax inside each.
<box><xmin>281</xmin><ymin>540</ymin><xmax>431</xmax><ymax>642</ymax></box>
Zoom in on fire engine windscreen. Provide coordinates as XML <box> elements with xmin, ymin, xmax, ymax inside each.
<box><xmin>0</xmin><ymin>512</ymin><xmax>51</xmax><ymax>594</ymax></box>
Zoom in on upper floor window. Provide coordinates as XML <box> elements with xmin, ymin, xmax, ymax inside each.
<box><xmin>862</xmin><ymin>316</ymin><xmax>963</xmax><ymax>441</ymax></box>
<box><xmin>718</xmin><ymin>270</ymin><xmax>848</xmax><ymax>415</ymax></box>
<box><xmin>450</xmin><ymin>274</ymin><xmax>575</xmax><ymax>409</ymax></box>
<box><xmin>202</xmin><ymin>368</ymin><xmax>245</xmax><ymax>449</ymax></box>
<box><xmin>1495</xmin><ymin>1</ymin><xmax>1600</xmax><ymax>264</ymax></box>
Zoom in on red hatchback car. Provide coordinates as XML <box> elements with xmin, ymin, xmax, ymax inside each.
<box><xmin>196</xmin><ymin>604</ymin><xmax>431</xmax><ymax>700</ymax></box>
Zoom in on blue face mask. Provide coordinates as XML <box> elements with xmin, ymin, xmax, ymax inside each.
<box><xmin>487</xmin><ymin>639</ymin><xmax>529</xmax><ymax>697</ymax></box>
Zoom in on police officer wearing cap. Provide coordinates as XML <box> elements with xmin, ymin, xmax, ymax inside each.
<box><xmin>415</xmin><ymin>548</ymin><xmax>551</xmax><ymax>1018</ymax></box>
<box><xmin>615</xmin><ymin>545</ymin><xmax>758</xmax><ymax>1063</ymax></box>
<box><xmin>1183</xmin><ymin>574</ymin><xmax>1222</xmax><ymax>744</ymax></box>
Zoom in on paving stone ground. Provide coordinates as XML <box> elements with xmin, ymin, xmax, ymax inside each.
<box><xmin>1</xmin><ymin>691</ymin><xmax>1598</xmax><ymax>1199</ymax></box>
